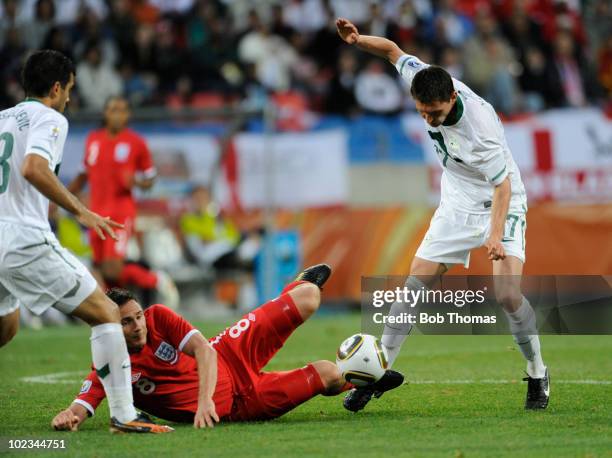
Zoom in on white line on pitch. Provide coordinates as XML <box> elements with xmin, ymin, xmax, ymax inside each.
<box><xmin>19</xmin><ymin>372</ymin><xmax>612</xmax><ymax>386</ymax></box>
<box><xmin>20</xmin><ymin>371</ymin><xmax>87</xmax><ymax>384</ymax></box>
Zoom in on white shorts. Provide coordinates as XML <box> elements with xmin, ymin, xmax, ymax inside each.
<box><xmin>0</xmin><ymin>222</ymin><xmax>97</xmax><ymax>317</ymax></box>
<box><xmin>415</xmin><ymin>204</ymin><xmax>526</xmax><ymax>268</ymax></box>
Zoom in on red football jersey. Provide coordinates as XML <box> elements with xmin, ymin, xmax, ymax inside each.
<box><xmin>74</xmin><ymin>305</ymin><xmax>234</xmax><ymax>422</ymax></box>
<box><xmin>83</xmin><ymin>128</ymin><xmax>156</xmax><ymax>219</ymax></box>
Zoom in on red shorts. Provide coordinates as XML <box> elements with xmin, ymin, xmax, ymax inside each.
<box><xmin>90</xmin><ymin>216</ymin><xmax>133</xmax><ymax>263</ymax></box>
<box><xmin>210</xmin><ymin>292</ymin><xmax>324</xmax><ymax>421</ymax></box>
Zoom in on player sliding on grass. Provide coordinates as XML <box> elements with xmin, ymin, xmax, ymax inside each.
<box><xmin>52</xmin><ymin>265</ymin><xmax>351</xmax><ymax>430</ymax></box>
<box><xmin>0</xmin><ymin>50</ymin><xmax>170</xmax><ymax>433</ymax></box>
<box><xmin>336</xmin><ymin>18</ymin><xmax>549</xmax><ymax>412</ymax></box>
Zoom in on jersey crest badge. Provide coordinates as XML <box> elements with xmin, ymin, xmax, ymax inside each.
<box><xmin>114</xmin><ymin>143</ymin><xmax>131</xmax><ymax>162</ymax></box>
<box><xmin>155</xmin><ymin>341</ymin><xmax>178</xmax><ymax>364</ymax></box>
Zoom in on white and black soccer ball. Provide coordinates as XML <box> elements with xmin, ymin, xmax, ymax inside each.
<box><xmin>336</xmin><ymin>334</ymin><xmax>388</xmax><ymax>387</ymax></box>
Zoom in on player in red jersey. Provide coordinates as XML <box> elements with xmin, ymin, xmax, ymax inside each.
<box><xmin>69</xmin><ymin>96</ymin><xmax>176</xmax><ymax>305</ymax></box>
<box><xmin>51</xmin><ymin>265</ymin><xmax>351</xmax><ymax>430</ymax></box>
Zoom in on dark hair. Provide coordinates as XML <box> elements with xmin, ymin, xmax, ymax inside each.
<box><xmin>410</xmin><ymin>66</ymin><xmax>454</xmax><ymax>103</ymax></box>
<box><xmin>21</xmin><ymin>49</ymin><xmax>75</xmax><ymax>97</ymax></box>
<box><xmin>104</xmin><ymin>95</ymin><xmax>129</xmax><ymax>110</ymax></box>
<box><xmin>107</xmin><ymin>287</ymin><xmax>136</xmax><ymax>307</ymax></box>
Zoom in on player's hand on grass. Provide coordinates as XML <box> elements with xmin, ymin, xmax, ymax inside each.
<box><xmin>194</xmin><ymin>399</ymin><xmax>219</xmax><ymax>429</ymax></box>
<box><xmin>336</xmin><ymin>18</ymin><xmax>359</xmax><ymax>44</ymax></box>
<box><xmin>485</xmin><ymin>237</ymin><xmax>506</xmax><ymax>261</ymax></box>
<box><xmin>76</xmin><ymin>209</ymin><xmax>124</xmax><ymax>241</ymax></box>
<box><xmin>51</xmin><ymin>409</ymin><xmax>80</xmax><ymax>431</ymax></box>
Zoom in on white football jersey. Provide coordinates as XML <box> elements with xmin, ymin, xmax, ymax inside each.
<box><xmin>396</xmin><ymin>54</ymin><xmax>527</xmax><ymax>214</ymax></box>
<box><xmin>0</xmin><ymin>99</ymin><xmax>68</xmax><ymax>230</ymax></box>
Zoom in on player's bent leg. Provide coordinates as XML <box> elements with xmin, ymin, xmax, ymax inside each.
<box><xmin>310</xmin><ymin>360</ymin><xmax>350</xmax><ymax>396</ymax></box>
<box><xmin>241</xmin><ymin>364</ymin><xmax>328</xmax><ymax>421</ymax></box>
<box><xmin>0</xmin><ymin>309</ymin><xmax>19</xmax><ymax>348</ymax></box>
<box><xmin>382</xmin><ymin>257</ymin><xmax>448</xmax><ymax>367</ymax></box>
<box><xmin>70</xmin><ymin>288</ymin><xmax>142</xmax><ymax>426</ymax></box>
<box><xmin>288</xmin><ymin>282</ymin><xmax>321</xmax><ymax>321</ymax></box>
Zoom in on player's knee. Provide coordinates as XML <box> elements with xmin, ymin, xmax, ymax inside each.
<box><xmin>496</xmin><ymin>288</ymin><xmax>522</xmax><ymax>310</ymax></box>
<box><xmin>312</xmin><ymin>360</ymin><xmax>344</xmax><ymax>393</ymax></box>
<box><xmin>289</xmin><ymin>283</ymin><xmax>320</xmax><ymax>319</ymax></box>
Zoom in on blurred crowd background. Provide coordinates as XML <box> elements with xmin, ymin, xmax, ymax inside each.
<box><xmin>1</xmin><ymin>0</ymin><xmax>611</xmax><ymax>116</ymax></box>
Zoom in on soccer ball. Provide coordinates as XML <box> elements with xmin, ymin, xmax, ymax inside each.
<box><xmin>336</xmin><ymin>334</ymin><xmax>388</xmax><ymax>387</ymax></box>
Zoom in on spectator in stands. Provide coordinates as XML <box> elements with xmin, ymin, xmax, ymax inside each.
<box><xmin>42</xmin><ymin>26</ymin><xmax>74</xmax><ymax>61</ymax></box>
<box><xmin>283</xmin><ymin>0</ymin><xmax>327</xmax><ymax>34</ymax></box>
<box><xmin>187</xmin><ymin>2</ymin><xmax>235</xmax><ymax>92</ymax></box>
<box><xmin>21</xmin><ymin>0</ymin><xmax>55</xmax><ymax>51</ymax></box>
<box><xmin>354</xmin><ymin>59</ymin><xmax>404</xmax><ymax>115</ymax></box>
<box><xmin>439</xmin><ymin>46</ymin><xmax>463</xmax><ymax>80</ymax></box>
<box><xmin>325</xmin><ymin>49</ymin><xmax>358</xmax><ymax>115</ymax></box>
<box><xmin>585</xmin><ymin>0</ymin><xmax>612</xmax><ymax>64</ymax></box>
<box><xmin>132</xmin><ymin>23</ymin><xmax>157</xmax><ymax>74</ymax></box>
<box><xmin>305</xmin><ymin>4</ymin><xmax>341</xmax><ymax>72</ymax></box>
<box><xmin>238</xmin><ymin>12</ymin><xmax>297</xmax><ymax>91</ymax></box>
<box><xmin>270</xmin><ymin>3</ymin><xmax>294</xmax><ymax>42</ymax></box>
<box><xmin>0</xmin><ymin>0</ymin><xmax>20</xmax><ymax>49</ymax></box>
<box><xmin>73</xmin><ymin>6</ymin><xmax>118</xmax><ymax>66</ymax></box>
<box><xmin>364</xmin><ymin>2</ymin><xmax>389</xmax><ymax>38</ymax></box>
<box><xmin>548</xmin><ymin>30</ymin><xmax>597</xmax><ymax>107</ymax></box>
<box><xmin>106</xmin><ymin>0</ymin><xmax>137</xmax><ymax>65</ymax></box>
<box><xmin>0</xmin><ymin>25</ymin><xmax>25</xmax><ymax>107</ymax></box>
<box><xmin>387</xmin><ymin>0</ymin><xmax>427</xmax><ymax>48</ymax></box>
<box><xmin>519</xmin><ymin>46</ymin><xmax>551</xmax><ymax>111</ymax></box>
<box><xmin>180</xmin><ymin>184</ymin><xmax>261</xmax><ymax>310</ymax></box>
<box><xmin>462</xmin><ymin>9</ymin><xmax>520</xmax><ymax>114</ymax></box>
<box><xmin>429</xmin><ymin>0</ymin><xmax>473</xmax><ymax>49</ymax></box>
<box><xmin>501</xmin><ymin>1</ymin><xmax>546</xmax><ymax>62</ymax></box>
<box><xmin>76</xmin><ymin>41</ymin><xmax>123</xmax><ymax>110</ymax></box>
<box><xmin>154</xmin><ymin>20</ymin><xmax>185</xmax><ymax>94</ymax></box>
<box><xmin>598</xmin><ymin>36</ymin><xmax>612</xmax><ymax>101</ymax></box>
<box><xmin>149</xmin><ymin>0</ymin><xmax>195</xmax><ymax>15</ymax></box>
<box><xmin>181</xmin><ymin>185</ymin><xmax>260</xmax><ymax>274</ymax></box>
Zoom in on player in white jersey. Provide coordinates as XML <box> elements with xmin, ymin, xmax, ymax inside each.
<box><xmin>336</xmin><ymin>19</ymin><xmax>549</xmax><ymax>411</ymax></box>
<box><xmin>0</xmin><ymin>50</ymin><xmax>171</xmax><ymax>434</ymax></box>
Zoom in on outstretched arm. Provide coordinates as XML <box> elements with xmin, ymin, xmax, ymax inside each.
<box><xmin>182</xmin><ymin>333</ymin><xmax>219</xmax><ymax>428</ymax></box>
<box><xmin>336</xmin><ymin>18</ymin><xmax>404</xmax><ymax>65</ymax></box>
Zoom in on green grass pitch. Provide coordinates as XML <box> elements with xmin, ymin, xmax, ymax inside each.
<box><xmin>1</xmin><ymin>314</ymin><xmax>611</xmax><ymax>457</ymax></box>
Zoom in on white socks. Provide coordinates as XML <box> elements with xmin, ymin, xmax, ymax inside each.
<box><xmin>504</xmin><ymin>297</ymin><xmax>547</xmax><ymax>378</ymax></box>
<box><xmin>90</xmin><ymin>323</ymin><xmax>137</xmax><ymax>423</ymax></box>
<box><xmin>381</xmin><ymin>276</ymin><xmax>426</xmax><ymax>367</ymax></box>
